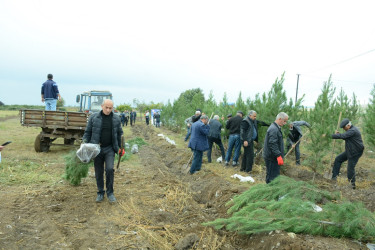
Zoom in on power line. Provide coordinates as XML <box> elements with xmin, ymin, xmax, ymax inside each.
<box><xmin>302</xmin><ymin>74</ymin><xmax>374</xmax><ymax>85</ymax></box>
<box><xmin>305</xmin><ymin>48</ymin><xmax>375</xmax><ymax>74</ymax></box>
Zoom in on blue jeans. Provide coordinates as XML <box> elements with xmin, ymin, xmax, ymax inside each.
<box><xmin>190</xmin><ymin>149</ymin><xmax>203</xmax><ymax>174</ymax></box>
<box><xmin>94</xmin><ymin>146</ymin><xmax>115</xmax><ymax>195</ymax></box>
<box><xmin>225</xmin><ymin>134</ymin><xmax>241</xmax><ymax>163</ymax></box>
<box><xmin>45</xmin><ymin>99</ymin><xmax>57</xmax><ymax>111</ymax></box>
<box><xmin>184</xmin><ymin>126</ymin><xmax>191</xmax><ymax>141</ymax></box>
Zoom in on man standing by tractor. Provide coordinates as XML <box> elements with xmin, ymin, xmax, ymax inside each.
<box><xmin>41</xmin><ymin>73</ymin><xmax>61</xmax><ymax>111</ymax></box>
<box><xmin>331</xmin><ymin>118</ymin><xmax>364</xmax><ymax>189</ymax></box>
<box><xmin>83</xmin><ymin>99</ymin><xmax>124</xmax><ymax>203</ymax></box>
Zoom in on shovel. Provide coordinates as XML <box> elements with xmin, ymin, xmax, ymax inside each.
<box><xmin>116</xmin><ymin>135</ymin><xmax>125</xmax><ymax>170</ymax></box>
<box><xmin>324</xmin><ymin>111</ymin><xmax>342</xmax><ymax>179</ymax></box>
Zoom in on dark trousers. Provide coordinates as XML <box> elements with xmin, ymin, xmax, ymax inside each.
<box><xmin>94</xmin><ymin>146</ymin><xmax>115</xmax><ymax>195</ymax></box>
<box><xmin>121</xmin><ymin>120</ymin><xmax>125</xmax><ymax>127</ymax></box>
<box><xmin>124</xmin><ymin>117</ymin><xmax>128</xmax><ymax>126</ymax></box>
<box><xmin>241</xmin><ymin>141</ymin><xmax>254</xmax><ymax>172</ymax></box>
<box><xmin>207</xmin><ymin>136</ymin><xmax>225</xmax><ymax>162</ymax></box>
<box><xmin>130</xmin><ymin>118</ymin><xmax>135</xmax><ymax>126</ymax></box>
<box><xmin>146</xmin><ymin>117</ymin><xmax>149</xmax><ymax>125</ymax></box>
<box><xmin>332</xmin><ymin>151</ymin><xmax>363</xmax><ymax>185</ymax></box>
<box><xmin>190</xmin><ymin>149</ymin><xmax>203</xmax><ymax>174</ymax></box>
<box><xmin>156</xmin><ymin>121</ymin><xmax>160</xmax><ymax>127</ymax></box>
<box><xmin>287</xmin><ymin>140</ymin><xmax>301</xmax><ymax>164</ymax></box>
<box><xmin>265</xmin><ymin>158</ymin><xmax>280</xmax><ymax>184</ymax></box>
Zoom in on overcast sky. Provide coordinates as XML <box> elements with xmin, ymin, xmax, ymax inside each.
<box><xmin>0</xmin><ymin>0</ymin><xmax>374</xmax><ymax>108</ymax></box>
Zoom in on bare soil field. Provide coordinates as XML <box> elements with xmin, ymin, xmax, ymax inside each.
<box><xmin>0</xmin><ymin>116</ymin><xmax>374</xmax><ymax>249</ymax></box>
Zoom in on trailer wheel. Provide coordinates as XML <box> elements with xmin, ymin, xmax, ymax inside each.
<box><xmin>64</xmin><ymin>138</ymin><xmax>75</xmax><ymax>145</ymax></box>
<box><xmin>34</xmin><ymin>133</ymin><xmax>50</xmax><ymax>152</ymax></box>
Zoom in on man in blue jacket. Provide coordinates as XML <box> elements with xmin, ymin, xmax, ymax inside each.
<box><xmin>263</xmin><ymin>112</ymin><xmax>289</xmax><ymax>183</ymax></box>
<box><xmin>188</xmin><ymin>115</ymin><xmax>210</xmax><ymax>174</ymax></box>
<box><xmin>331</xmin><ymin>118</ymin><xmax>364</xmax><ymax>189</ymax></box>
<box><xmin>83</xmin><ymin>99</ymin><xmax>124</xmax><ymax>203</ymax></box>
<box><xmin>41</xmin><ymin>74</ymin><xmax>61</xmax><ymax>111</ymax></box>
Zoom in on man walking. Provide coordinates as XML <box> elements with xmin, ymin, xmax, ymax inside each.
<box><xmin>83</xmin><ymin>99</ymin><xmax>124</xmax><ymax>203</ymax></box>
<box><xmin>263</xmin><ymin>112</ymin><xmax>289</xmax><ymax>183</ymax></box>
<box><xmin>124</xmin><ymin>110</ymin><xmax>129</xmax><ymax>126</ymax></box>
<box><xmin>145</xmin><ymin>110</ymin><xmax>150</xmax><ymax>125</ymax></box>
<box><xmin>331</xmin><ymin>118</ymin><xmax>364</xmax><ymax>189</ymax></box>
<box><xmin>225</xmin><ymin>111</ymin><xmax>243</xmax><ymax>166</ymax></box>
<box><xmin>207</xmin><ymin>115</ymin><xmax>225</xmax><ymax>163</ymax></box>
<box><xmin>286</xmin><ymin>120</ymin><xmax>311</xmax><ymax>165</ymax></box>
<box><xmin>188</xmin><ymin>115</ymin><xmax>210</xmax><ymax>174</ymax></box>
<box><xmin>41</xmin><ymin>74</ymin><xmax>61</xmax><ymax>111</ymax></box>
<box><xmin>240</xmin><ymin>110</ymin><xmax>257</xmax><ymax>173</ymax></box>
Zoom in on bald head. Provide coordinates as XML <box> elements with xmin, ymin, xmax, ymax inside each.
<box><xmin>101</xmin><ymin>99</ymin><xmax>114</xmax><ymax>115</ymax></box>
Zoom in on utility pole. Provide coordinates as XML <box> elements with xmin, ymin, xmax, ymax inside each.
<box><xmin>295</xmin><ymin>74</ymin><xmax>300</xmax><ymax>104</ymax></box>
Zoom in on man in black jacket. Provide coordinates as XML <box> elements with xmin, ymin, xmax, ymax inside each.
<box><xmin>83</xmin><ymin>99</ymin><xmax>124</xmax><ymax>203</ymax></box>
<box><xmin>225</xmin><ymin>111</ymin><xmax>243</xmax><ymax>166</ymax></box>
<box><xmin>240</xmin><ymin>111</ymin><xmax>256</xmax><ymax>172</ymax></box>
<box><xmin>263</xmin><ymin>112</ymin><xmax>289</xmax><ymax>183</ymax></box>
<box><xmin>331</xmin><ymin>118</ymin><xmax>364</xmax><ymax>189</ymax></box>
<box><xmin>207</xmin><ymin>115</ymin><xmax>225</xmax><ymax>163</ymax></box>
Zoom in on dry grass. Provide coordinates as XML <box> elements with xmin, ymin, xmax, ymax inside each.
<box><xmin>0</xmin><ymin>110</ymin><xmax>18</xmax><ymax>118</ymax></box>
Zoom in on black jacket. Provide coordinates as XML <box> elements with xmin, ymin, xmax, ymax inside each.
<box><xmin>192</xmin><ymin>114</ymin><xmax>201</xmax><ymax>123</ymax></box>
<box><xmin>240</xmin><ymin>116</ymin><xmax>254</xmax><ymax>143</ymax></box>
<box><xmin>332</xmin><ymin>125</ymin><xmax>364</xmax><ymax>158</ymax></box>
<box><xmin>263</xmin><ymin>122</ymin><xmax>284</xmax><ymax>160</ymax></box>
<box><xmin>254</xmin><ymin>120</ymin><xmax>270</xmax><ymax>142</ymax></box>
<box><xmin>226</xmin><ymin>115</ymin><xmax>242</xmax><ymax>135</ymax></box>
<box><xmin>208</xmin><ymin>119</ymin><xmax>222</xmax><ymax>139</ymax></box>
<box><xmin>83</xmin><ymin>111</ymin><xmax>123</xmax><ymax>153</ymax></box>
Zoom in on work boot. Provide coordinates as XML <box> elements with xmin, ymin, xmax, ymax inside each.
<box><xmin>96</xmin><ymin>194</ymin><xmax>104</xmax><ymax>203</ymax></box>
<box><xmin>108</xmin><ymin>194</ymin><xmax>117</xmax><ymax>203</ymax></box>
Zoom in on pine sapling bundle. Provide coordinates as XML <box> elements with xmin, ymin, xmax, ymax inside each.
<box><xmin>64</xmin><ymin>150</ymin><xmax>91</xmax><ymax>186</ymax></box>
<box><xmin>204</xmin><ymin>176</ymin><xmax>375</xmax><ymax>241</ymax></box>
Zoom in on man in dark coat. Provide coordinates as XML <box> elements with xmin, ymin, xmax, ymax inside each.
<box><xmin>130</xmin><ymin>110</ymin><xmax>137</xmax><ymax>126</ymax></box>
<box><xmin>154</xmin><ymin>112</ymin><xmax>161</xmax><ymax>127</ymax></box>
<box><xmin>331</xmin><ymin>118</ymin><xmax>364</xmax><ymax>189</ymax></box>
<box><xmin>286</xmin><ymin>121</ymin><xmax>311</xmax><ymax>165</ymax></box>
<box><xmin>240</xmin><ymin>110</ymin><xmax>256</xmax><ymax>173</ymax></box>
<box><xmin>207</xmin><ymin>115</ymin><xmax>225</xmax><ymax>163</ymax></box>
<box><xmin>188</xmin><ymin>115</ymin><xmax>210</xmax><ymax>174</ymax></box>
<box><xmin>225</xmin><ymin>111</ymin><xmax>243</xmax><ymax>166</ymax></box>
<box><xmin>263</xmin><ymin>112</ymin><xmax>289</xmax><ymax>183</ymax></box>
<box><xmin>83</xmin><ymin>99</ymin><xmax>124</xmax><ymax>203</ymax></box>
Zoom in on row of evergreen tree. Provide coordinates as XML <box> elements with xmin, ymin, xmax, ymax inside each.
<box><xmin>161</xmin><ymin>73</ymin><xmax>375</xmax><ymax>174</ymax></box>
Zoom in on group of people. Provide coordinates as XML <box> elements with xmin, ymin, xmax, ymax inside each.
<box><xmin>120</xmin><ymin>110</ymin><xmax>137</xmax><ymax>127</ymax></box>
<box><xmin>186</xmin><ymin>109</ymin><xmax>364</xmax><ymax>188</ymax></box>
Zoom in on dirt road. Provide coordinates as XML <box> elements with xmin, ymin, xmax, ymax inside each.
<box><xmin>0</xmin><ymin>122</ymin><xmax>372</xmax><ymax>249</ymax></box>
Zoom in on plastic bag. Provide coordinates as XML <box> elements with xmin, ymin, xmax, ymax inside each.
<box><xmin>76</xmin><ymin>143</ymin><xmax>100</xmax><ymax>163</ymax></box>
<box><xmin>131</xmin><ymin>144</ymin><xmax>138</xmax><ymax>154</ymax></box>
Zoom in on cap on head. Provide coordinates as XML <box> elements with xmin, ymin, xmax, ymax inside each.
<box><xmin>47</xmin><ymin>74</ymin><xmax>53</xmax><ymax>79</ymax></box>
<box><xmin>340</xmin><ymin>118</ymin><xmax>350</xmax><ymax>128</ymax></box>
<box><xmin>237</xmin><ymin>111</ymin><xmax>243</xmax><ymax>116</ymax></box>
<box><xmin>227</xmin><ymin>114</ymin><xmax>232</xmax><ymax>118</ymax></box>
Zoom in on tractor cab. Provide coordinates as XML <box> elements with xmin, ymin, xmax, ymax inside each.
<box><xmin>76</xmin><ymin>90</ymin><xmax>113</xmax><ymax>113</ymax></box>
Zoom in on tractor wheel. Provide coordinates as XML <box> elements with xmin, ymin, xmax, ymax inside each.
<box><xmin>34</xmin><ymin>133</ymin><xmax>50</xmax><ymax>152</ymax></box>
<box><xmin>64</xmin><ymin>138</ymin><xmax>75</xmax><ymax>145</ymax></box>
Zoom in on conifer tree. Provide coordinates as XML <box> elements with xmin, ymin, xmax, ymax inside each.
<box><xmin>235</xmin><ymin>91</ymin><xmax>247</xmax><ymax>114</ymax></box>
<box><xmin>364</xmin><ymin>84</ymin><xmax>375</xmax><ymax>149</ymax></box>
<box><xmin>204</xmin><ymin>90</ymin><xmax>218</xmax><ymax>118</ymax></box>
<box><xmin>305</xmin><ymin>75</ymin><xmax>336</xmax><ymax>173</ymax></box>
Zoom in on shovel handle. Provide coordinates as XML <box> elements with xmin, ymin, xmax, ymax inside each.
<box><xmin>328</xmin><ymin>111</ymin><xmax>342</xmax><ymax>169</ymax></box>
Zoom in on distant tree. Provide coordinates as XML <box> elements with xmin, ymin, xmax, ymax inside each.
<box><xmin>305</xmin><ymin>75</ymin><xmax>336</xmax><ymax>175</ymax></box>
<box><xmin>203</xmin><ymin>90</ymin><xmax>218</xmax><ymax>119</ymax></box>
<box><xmin>57</xmin><ymin>97</ymin><xmax>65</xmax><ymax>108</ymax></box>
<box><xmin>0</xmin><ymin>101</ymin><xmax>4</xmax><ymax>106</ymax></box>
<box><xmin>364</xmin><ymin>84</ymin><xmax>375</xmax><ymax>149</ymax></box>
<box><xmin>116</xmin><ymin>103</ymin><xmax>132</xmax><ymax>112</ymax></box>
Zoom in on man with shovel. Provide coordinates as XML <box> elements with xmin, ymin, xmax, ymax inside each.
<box><xmin>286</xmin><ymin>121</ymin><xmax>311</xmax><ymax>165</ymax></box>
<box><xmin>331</xmin><ymin>118</ymin><xmax>364</xmax><ymax>189</ymax></box>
